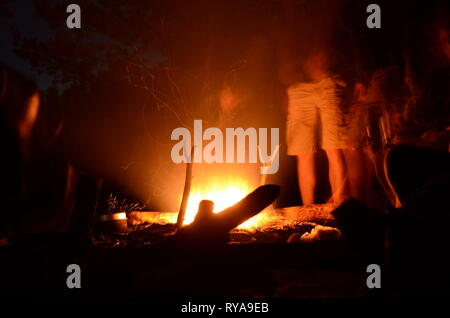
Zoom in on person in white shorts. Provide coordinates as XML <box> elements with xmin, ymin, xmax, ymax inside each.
<box><xmin>286</xmin><ymin>50</ymin><xmax>353</xmax><ymax>205</ymax></box>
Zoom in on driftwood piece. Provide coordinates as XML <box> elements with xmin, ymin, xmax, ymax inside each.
<box><xmin>173</xmin><ymin>184</ymin><xmax>280</xmax><ymax>245</ymax></box>
<box><xmin>176</xmin><ymin>146</ymin><xmax>194</xmax><ymax>229</ymax></box>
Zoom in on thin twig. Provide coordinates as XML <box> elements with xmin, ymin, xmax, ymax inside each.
<box><xmin>176</xmin><ymin>146</ymin><xmax>194</xmax><ymax>229</ymax></box>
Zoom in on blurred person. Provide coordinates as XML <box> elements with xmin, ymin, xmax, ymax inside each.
<box><xmin>0</xmin><ymin>65</ymin><xmax>78</xmax><ymax>239</ymax></box>
<box><xmin>384</xmin><ymin>20</ymin><xmax>450</xmax><ymax>208</ymax></box>
<box><xmin>286</xmin><ymin>48</ymin><xmax>353</xmax><ymax>205</ymax></box>
<box><xmin>0</xmin><ymin>64</ymin><xmax>40</xmax><ymax>237</ymax></box>
<box><xmin>346</xmin><ymin>66</ymin><xmax>406</xmax><ymax>205</ymax></box>
<box><xmin>278</xmin><ymin>0</ymin><xmax>366</xmax><ymax>205</ymax></box>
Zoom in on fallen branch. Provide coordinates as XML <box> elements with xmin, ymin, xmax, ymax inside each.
<box><xmin>174</xmin><ymin>184</ymin><xmax>280</xmax><ymax>245</ymax></box>
<box><xmin>176</xmin><ymin>146</ymin><xmax>194</xmax><ymax>229</ymax></box>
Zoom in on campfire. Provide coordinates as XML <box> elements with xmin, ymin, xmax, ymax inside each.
<box><xmin>118</xmin><ymin>174</ymin><xmax>342</xmax><ymax>248</ymax></box>
<box><xmin>92</xmin><ymin>157</ymin><xmax>342</xmax><ymax>247</ymax></box>
<box><xmin>175</xmin><ymin>176</ymin><xmax>285</xmax><ymax>231</ymax></box>
<box><xmin>183</xmin><ymin>177</ymin><xmax>253</xmax><ymax>227</ymax></box>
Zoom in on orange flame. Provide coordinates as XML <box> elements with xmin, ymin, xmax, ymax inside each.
<box><xmin>130</xmin><ymin>173</ymin><xmax>274</xmax><ymax>230</ymax></box>
<box><xmin>182</xmin><ymin>177</ymin><xmax>252</xmax><ymax>225</ymax></box>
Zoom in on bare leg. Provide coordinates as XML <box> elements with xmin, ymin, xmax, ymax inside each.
<box><xmin>343</xmin><ymin>148</ymin><xmax>374</xmax><ymax>203</ymax></box>
<box><xmin>297</xmin><ymin>153</ymin><xmax>316</xmax><ymax>205</ymax></box>
<box><xmin>325</xmin><ymin>149</ymin><xmax>351</xmax><ymax>204</ymax></box>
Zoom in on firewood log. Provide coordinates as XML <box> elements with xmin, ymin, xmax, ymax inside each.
<box><xmin>173</xmin><ymin>184</ymin><xmax>280</xmax><ymax>245</ymax></box>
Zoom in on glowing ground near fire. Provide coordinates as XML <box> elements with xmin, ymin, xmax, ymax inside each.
<box><xmin>129</xmin><ymin>203</ymin><xmax>338</xmax><ymax>228</ymax></box>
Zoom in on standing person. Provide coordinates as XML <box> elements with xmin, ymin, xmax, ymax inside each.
<box><xmin>277</xmin><ymin>0</ymin><xmax>367</xmax><ymax>205</ymax></box>
<box><xmin>286</xmin><ymin>48</ymin><xmax>353</xmax><ymax>205</ymax></box>
<box><xmin>0</xmin><ymin>64</ymin><xmax>40</xmax><ymax>237</ymax></box>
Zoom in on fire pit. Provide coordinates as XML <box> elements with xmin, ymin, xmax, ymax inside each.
<box><xmin>94</xmin><ymin>202</ymin><xmax>342</xmax><ymax>247</ymax></box>
<box><xmin>83</xmin><ymin>185</ymin><xmax>360</xmax><ymax>298</ymax></box>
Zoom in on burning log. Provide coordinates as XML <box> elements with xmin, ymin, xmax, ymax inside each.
<box><xmin>193</xmin><ymin>200</ymin><xmax>215</xmax><ymax>226</ymax></box>
<box><xmin>172</xmin><ymin>184</ymin><xmax>280</xmax><ymax>245</ymax></box>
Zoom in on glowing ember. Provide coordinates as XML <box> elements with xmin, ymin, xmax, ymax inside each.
<box><xmin>128</xmin><ymin>203</ymin><xmax>338</xmax><ymax>234</ymax></box>
<box><xmin>237</xmin><ymin>209</ymin><xmax>276</xmax><ymax>230</ymax></box>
